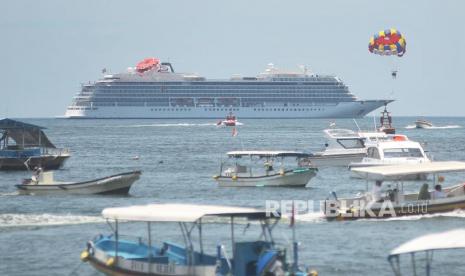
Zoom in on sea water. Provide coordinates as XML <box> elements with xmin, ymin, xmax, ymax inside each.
<box><xmin>1</xmin><ymin>117</ymin><xmax>465</xmax><ymax>275</ymax></box>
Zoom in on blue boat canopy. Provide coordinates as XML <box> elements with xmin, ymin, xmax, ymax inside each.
<box><xmin>0</xmin><ymin>118</ymin><xmax>55</xmax><ymax>148</ymax></box>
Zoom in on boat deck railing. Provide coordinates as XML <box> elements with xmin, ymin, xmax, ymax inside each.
<box><xmin>0</xmin><ymin>147</ymin><xmax>70</xmax><ymax>158</ymax></box>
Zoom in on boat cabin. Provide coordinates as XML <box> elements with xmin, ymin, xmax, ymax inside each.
<box><xmin>222</xmin><ymin>151</ymin><xmax>313</xmax><ymax>177</ymax></box>
<box><xmin>364</xmin><ymin>139</ymin><xmax>429</xmax><ymax>164</ymax></box>
<box><xmin>0</xmin><ymin>118</ymin><xmax>70</xmax><ymax>170</ymax></box>
<box><xmin>82</xmin><ymin>203</ymin><xmax>310</xmax><ymax>275</ymax></box>
<box><xmin>325</xmin><ymin>162</ymin><xmax>465</xmax><ymax>220</ymax></box>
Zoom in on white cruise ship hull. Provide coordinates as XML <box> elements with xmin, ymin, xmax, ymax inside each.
<box><xmin>65</xmin><ymin>100</ymin><xmax>387</xmax><ymax>119</ymax></box>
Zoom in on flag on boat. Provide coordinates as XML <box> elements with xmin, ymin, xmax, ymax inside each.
<box><xmin>232</xmin><ymin>127</ymin><xmax>238</xmax><ymax>137</ymax></box>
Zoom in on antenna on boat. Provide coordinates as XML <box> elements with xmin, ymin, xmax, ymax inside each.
<box><xmin>373</xmin><ymin>115</ymin><xmax>377</xmax><ymax>131</ymax></box>
<box><xmin>353</xmin><ymin>119</ymin><xmax>361</xmax><ymax>131</ymax></box>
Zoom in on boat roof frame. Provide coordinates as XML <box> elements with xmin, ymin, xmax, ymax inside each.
<box><xmin>351</xmin><ymin>161</ymin><xmax>465</xmax><ymax>181</ymax></box>
<box><xmin>226</xmin><ymin>150</ymin><xmax>311</xmax><ymax>158</ymax></box>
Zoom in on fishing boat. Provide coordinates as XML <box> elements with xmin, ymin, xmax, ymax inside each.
<box><xmin>388</xmin><ymin>229</ymin><xmax>465</xmax><ymax>275</ymax></box>
<box><xmin>414</xmin><ymin>119</ymin><xmax>433</xmax><ymax>129</ymax></box>
<box><xmin>0</xmin><ymin>118</ymin><xmax>70</xmax><ymax>170</ymax></box>
<box><xmin>323</xmin><ymin>161</ymin><xmax>465</xmax><ymax>220</ymax></box>
<box><xmin>16</xmin><ymin>170</ymin><xmax>141</xmax><ymax>195</ymax></box>
<box><xmin>308</xmin><ymin>128</ymin><xmax>387</xmax><ymax>167</ymax></box>
<box><xmin>214</xmin><ymin>151</ymin><xmax>317</xmax><ymax>187</ymax></box>
<box><xmin>349</xmin><ymin>135</ymin><xmax>430</xmax><ymax>179</ymax></box>
<box><xmin>80</xmin><ymin>203</ymin><xmax>314</xmax><ymax>276</ymax></box>
<box><xmin>216</xmin><ymin>112</ymin><xmax>238</xmax><ymax>126</ymax></box>
<box><xmin>378</xmin><ymin>104</ymin><xmax>395</xmax><ymax>134</ymax></box>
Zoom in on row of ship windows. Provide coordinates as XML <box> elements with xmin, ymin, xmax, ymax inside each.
<box><xmin>97</xmin><ymin>88</ymin><xmax>347</xmax><ymax>93</ymax></box>
<box><xmin>76</xmin><ymin>97</ymin><xmax>354</xmax><ymax>103</ymax></box>
<box><xmin>93</xmin><ymin>81</ymin><xmax>340</xmax><ymax>87</ymax></box>
<box><xmin>91</xmin><ymin>93</ymin><xmax>351</xmax><ymax>98</ymax></box>
<box><xmin>143</xmin><ymin>107</ymin><xmax>321</xmax><ymax>112</ymax></box>
<box><xmin>77</xmin><ymin>99</ymin><xmax>346</xmax><ymax>107</ymax></box>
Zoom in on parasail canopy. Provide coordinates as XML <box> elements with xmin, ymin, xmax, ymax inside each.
<box><xmin>368</xmin><ymin>28</ymin><xmax>406</xmax><ymax>57</ymax></box>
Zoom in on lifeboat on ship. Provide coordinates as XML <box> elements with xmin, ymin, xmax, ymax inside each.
<box><xmin>135</xmin><ymin>57</ymin><xmax>160</xmax><ymax>73</ymax></box>
<box><xmin>217</xmin><ymin>113</ymin><xmax>238</xmax><ymax>126</ymax></box>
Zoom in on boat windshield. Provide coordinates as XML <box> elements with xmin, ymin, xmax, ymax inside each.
<box><xmin>383</xmin><ymin>148</ymin><xmax>423</xmax><ymax>158</ymax></box>
<box><xmin>336</xmin><ymin>138</ymin><xmax>365</xmax><ymax>149</ymax></box>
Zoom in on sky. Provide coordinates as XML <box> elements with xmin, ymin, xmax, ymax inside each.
<box><xmin>1</xmin><ymin>0</ymin><xmax>464</xmax><ymax>117</ymax></box>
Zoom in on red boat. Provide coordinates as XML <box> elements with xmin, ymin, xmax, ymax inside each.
<box><xmin>217</xmin><ymin>113</ymin><xmax>237</xmax><ymax>126</ymax></box>
<box><xmin>378</xmin><ymin>104</ymin><xmax>395</xmax><ymax>134</ymax></box>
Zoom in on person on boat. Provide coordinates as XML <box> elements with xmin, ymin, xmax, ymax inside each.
<box><xmin>371</xmin><ymin>180</ymin><xmax>384</xmax><ymax>203</ymax></box>
<box><xmin>31</xmin><ymin>166</ymin><xmax>43</xmax><ymax>184</ymax></box>
<box><xmin>432</xmin><ymin>184</ymin><xmax>446</xmax><ymax>199</ymax></box>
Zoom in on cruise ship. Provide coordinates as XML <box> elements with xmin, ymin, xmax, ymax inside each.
<box><xmin>65</xmin><ymin>58</ymin><xmax>391</xmax><ymax>119</ymax></box>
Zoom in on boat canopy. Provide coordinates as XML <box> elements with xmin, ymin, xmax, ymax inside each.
<box><xmin>0</xmin><ymin>118</ymin><xmax>55</xmax><ymax>148</ymax></box>
<box><xmin>227</xmin><ymin>150</ymin><xmax>311</xmax><ymax>158</ymax></box>
<box><xmin>102</xmin><ymin>203</ymin><xmax>278</xmax><ymax>222</ymax></box>
<box><xmin>352</xmin><ymin>161</ymin><xmax>465</xmax><ymax>180</ymax></box>
<box><xmin>389</xmin><ymin>229</ymin><xmax>465</xmax><ymax>257</ymax></box>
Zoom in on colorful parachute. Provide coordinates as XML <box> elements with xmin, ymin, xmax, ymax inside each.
<box><xmin>368</xmin><ymin>29</ymin><xmax>406</xmax><ymax>57</ymax></box>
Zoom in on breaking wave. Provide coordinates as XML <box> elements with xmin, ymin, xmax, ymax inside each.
<box><xmin>0</xmin><ymin>213</ymin><xmax>104</xmax><ymax>228</ymax></box>
<box><xmin>405</xmin><ymin>124</ymin><xmax>461</xmax><ymax>129</ymax></box>
<box><xmin>127</xmin><ymin>123</ymin><xmax>217</xmax><ymax>127</ymax></box>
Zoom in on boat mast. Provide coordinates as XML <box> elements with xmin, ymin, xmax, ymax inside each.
<box><xmin>230</xmin><ymin>216</ymin><xmax>235</xmax><ymax>274</ymax></box>
<box><xmin>147</xmin><ymin>222</ymin><xmax>152</xmax><ymax>268</ymax></box>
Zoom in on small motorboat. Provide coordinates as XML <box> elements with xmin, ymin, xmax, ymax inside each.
<box><xmin>308</xmin><ymin>128</ymin><xmax>387</xmax><ymax>167</ymax></box>
<box><xmin>414</xmin><ymin>119</ymin><xmax>433</xmax><ymax>129</ymax></box>
<box><xmin>378</xmin><ymin>104</ymin><xmax>395</xmax><ymax>134</ymax></box>
<box><xmin>217</xmin><ymin>112</ymin><xmax>238</xmax><ymax>126</ymax></box>
<box><xmin>80</xmin><ymin>203</ymin><xmax>314</xmax><ymax>276</ymax></box>
<box><xmin>349</xmin><ymin>135</ymin><xmax>431</xmax><ymax>180</ymax></box>
<box><xmin>323</xmin><ymin>161</ymin><xmax>465</xmax><ymax>220</ymax></box>
<box><xmin>214</xmin><ymin>151</ymin><xmax>317</xmax><ymax>187</ymax></box>
<box><xmin>388</xmin><ymin>229</ymin><xmax>465</xmax><ymax>275</ymax></box>
<box><xmin>16</xmin><ymin>170</ymin><xmax>141</xmax><ymax>195</ymax></box>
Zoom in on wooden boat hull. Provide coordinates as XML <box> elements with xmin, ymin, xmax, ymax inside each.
<box><xmin>324</xmin><ymin>184</ymin><xmax>465</xmax><ymax>221</ymax></box>
<box><xmin>415</xmin><ymin>121</ymin><xmax>433</xmax><ymax>129</ymax></box>
<box><xmin>87</xmin><ymin>256</ymin><xmax>215</xmax><ymax>276</ymax></box>
<box><xmin>216</xmin><ymin>168</ymin><xmax>317</xmax><ymax>187</ymax></box>
<box><xmin>0</xmin><ymin>155</ymin><xmax>69</xmax><ymax>170</ymax></box>
<box><xmin>15</xmin><ymin>171</ymin><xmax>141</xmax><ymax>195</ymax></box>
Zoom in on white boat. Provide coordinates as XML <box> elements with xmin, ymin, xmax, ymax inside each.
<box><xmin>16</xmin><ymin>170</ymin><xmax>141</xmax><ymax>195</ymax></box>
<box><xmin>308</xmin><ymin>128</ymin><xmax>388</xmax><ymax>167</ymax></box>
<box><xmin>415</xmin><ymin>119</ymin><xmax>433</xmax><ymax>129</ymax></box>
<box><xmin>349</xmin><ymin>135</ymin><xmax>430</xmax><ymax>179</ymax></box>
<box><xmin>64</xmin><ymin>58</ymin><xmax>391</xmax><ymax>119</ymax></box>
<box><xmin>388</xmin><ymin>229</ymin><xmax>465</xmax><ymax>275</ymax></box>
<box><xmin>323</xmin><ymin>161</ymin><xmax>465</xmax><ymax>220</ymax></box>
<box><xmin>80</xmin><ymin>203</ymin><xmax>313</xmax><ymax>276</ymax></box>
<box><xmin>214</xmin><ymin>151</ymin><xmax>317</xmax><ymax>187</ymax></box>
<box><xmin>216</xmin><ymin>112</ymin><xmax>239</xmax><ymax>126</ymax></box>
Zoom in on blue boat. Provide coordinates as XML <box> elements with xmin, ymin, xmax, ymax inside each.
<box><xmin>0</xmin><ymin>118</ymin><xmax>70</xmax><ymax>170</ymax></box>
<box><xmin>81</xmin><ymin>203</ymin><xmax>315</xmax><ymax>276</ymax></box>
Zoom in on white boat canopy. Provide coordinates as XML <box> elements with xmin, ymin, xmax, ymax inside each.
<box><xmin>351</xmin><ymin>161</ymin><xmax>465</xmax><ymax>180</ymax></box>
<box><xmin>389</xmin><ymin>229</ymin><xmax>465</xmax><ymax>256</ymax></box>
<box><xmin>102</xmin><ymin>203</ymin><xmax>273</xmax><ymax>222</ymax></box>
<box><xmin>227</xmin><ymin>150</ymin><xmax>311</xmax><ymax>158</ymax></box>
